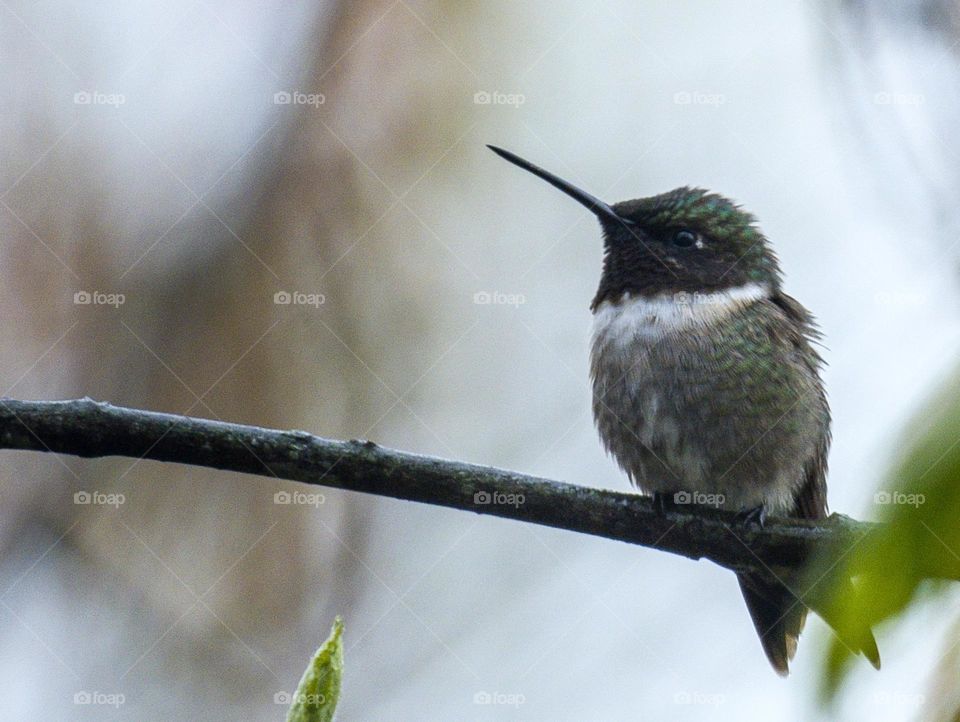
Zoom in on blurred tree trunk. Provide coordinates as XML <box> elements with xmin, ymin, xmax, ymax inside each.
<box><xmin>0</xmin><ymin>0</ymin><xmax>474</xmax><ymax>707</ymax></box>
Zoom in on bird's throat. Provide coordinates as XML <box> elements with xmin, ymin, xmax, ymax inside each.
<box><xmin>590</xmin><ymin>282</ymin><xmax>769</xmax><ymax>344</ymax></box>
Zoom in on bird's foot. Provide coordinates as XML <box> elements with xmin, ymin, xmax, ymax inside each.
<box><xmin>735</xmin><ymin>505</ymin><xmax>767</xmax><ymax>527</ymax></box>
<box><xmin>652</xmin><ymin>491</ymin><xmax>675</xmax><ymax>515</ymax></box>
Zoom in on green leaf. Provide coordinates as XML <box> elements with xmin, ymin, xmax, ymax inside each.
<box><xmin>285</xmin><ymin>617</ymin><xmax>344</xmax><ymax>722</ymax></box>
<box><xmin>816</xmin><ymin>367</ymin><xmax>960</xmax><ymax>703</ymax></box>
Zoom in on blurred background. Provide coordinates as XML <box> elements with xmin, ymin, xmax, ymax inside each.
<box><xmin>1</xmin><ymin>0</ymin><xmax>959</xmax><ymax>719</ymax></box>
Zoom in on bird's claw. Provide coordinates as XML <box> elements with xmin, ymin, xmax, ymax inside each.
<box><xmin>736</xmin><ymin>505</ymin><xmax>767</xmax><ymax>527</ymax></box>
<box><xmin>652</xmin><ymin>491</ymin><xmax>675</xmax><ymax>515</ymax></box>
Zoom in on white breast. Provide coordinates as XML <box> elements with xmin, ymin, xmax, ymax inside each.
<box><xmin>590</xmin><ymin>282</ymin><xmax>769</xmax><ymax>347</ymax></box>
<box><xmin>588</xmin><ymin>281</ymin><xmax>772</xmax><ymax>502</ymax></box>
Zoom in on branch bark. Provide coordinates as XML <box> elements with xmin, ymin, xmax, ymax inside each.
<box><xmin>0</xmin><ymin>396</ymin><xmax>926</xmax><ymax>579</ymax></box>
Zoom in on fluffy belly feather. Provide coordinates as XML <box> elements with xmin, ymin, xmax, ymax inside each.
<box><xmin>589</xmin><ymin>287</ymin><xmax>818</xmax><ymax>515</ymax></box>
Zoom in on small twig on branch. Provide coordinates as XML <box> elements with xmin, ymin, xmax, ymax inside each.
<box><xmin>0</xmin><ymin>397</ymin><xmax>949</xmax><ymax>581</ymax></box>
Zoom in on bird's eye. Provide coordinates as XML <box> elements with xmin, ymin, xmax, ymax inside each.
<box><xmin>672</xmin><ymin>229</ymin><xmax>699</xmax><ymax>248</ymax></box>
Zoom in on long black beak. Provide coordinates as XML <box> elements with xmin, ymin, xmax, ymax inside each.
<box><xmin>487</xmin><ymin>145</ymin><xmax>632</xmax><ymax>225</ymax></box>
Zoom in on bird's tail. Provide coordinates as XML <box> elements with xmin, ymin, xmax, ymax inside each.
<box><xmin>737</xmin><ymin>572</ymin><xmax>806</xmax><ymax>675</ymax></box>
<box><xmin>737</xmin><ymin>572</ymin><xmax>880</xmax><ymax>675</ymax></box>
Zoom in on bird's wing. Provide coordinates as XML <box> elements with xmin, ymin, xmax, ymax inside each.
<box><xmin>771</xmin><ymin>290</ymin><xmax>829</xmax><ymax>520</ymax></box>
<box><xmin>764</xmin><ymin>291</ymin><xmax>880</xmax><ymax>669</ymax></box>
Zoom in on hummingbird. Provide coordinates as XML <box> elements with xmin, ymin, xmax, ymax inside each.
<box><xmin>488</xmin><ymin>145</ymin><xmax>880</xmax><ymax>675</ymax></box>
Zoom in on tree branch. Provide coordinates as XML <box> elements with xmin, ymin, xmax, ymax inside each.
<box><xmin>0</xmin><ymin>397</ymin><xmax>945</xmax><ymax>580</ymax></box>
